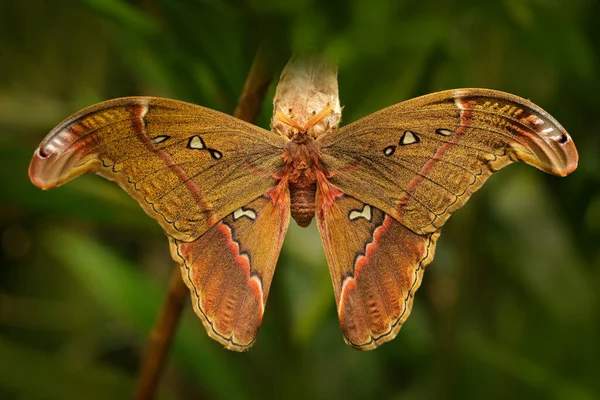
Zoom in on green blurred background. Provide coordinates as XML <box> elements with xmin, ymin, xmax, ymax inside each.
<box><xmin>1</xmin><ymin>0</ymin><xmax>599</xmax><ymax>398</ymax></box>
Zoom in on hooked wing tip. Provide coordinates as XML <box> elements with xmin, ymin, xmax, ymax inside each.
<box><xmin>554</xmin><ymin>134</ymin><xmax>578</xmax><ymax>177</ymax></box>
<box><xmin>28</xmin><ymin>147</ymin><xmax>60</xmax><ymax>189</ymax></box>
<box><xmin>28</xmin><ymin>131</ymin><xmax>98</xmax><ymax>190</ymax></box>
<box><xmin>511</xmin><ymin>124</ymin><xmax>579</xmax><ymax>178</ymax></box>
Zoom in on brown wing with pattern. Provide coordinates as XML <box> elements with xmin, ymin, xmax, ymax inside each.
<box><xmin>170</xmin><ymin>187</ymin><xmax>290</xmax><ymax>351</ymax></box>
<box><xmin>29</xmin><ymin>97</ymin><xmax>288</xmax><ymax>241</ymax></box>
<box><xmin>318</xmin><ymin>89</ymin><xmax>578</xmax><ymax>236</ymax></box>
<box><xmin>316</xmin><ymin>193</ymin><xmax>439</xmax><ymax>349</ymax></box>
<box><xmin>316</xmin><ymin>88</ymin><xmax>577</xmax><ymax>350</ymax></box>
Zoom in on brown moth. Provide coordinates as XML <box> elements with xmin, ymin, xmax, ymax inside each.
<box><xmin>28</xmin><ymin>56</ymin><xmax>578</xmax><ymax>351</ymax></box>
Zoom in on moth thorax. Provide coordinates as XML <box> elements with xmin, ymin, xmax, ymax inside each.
<box><xmin>290</xmin><ymin>181</ymin><xmax>317</xmax><ymax>227</ymax></box>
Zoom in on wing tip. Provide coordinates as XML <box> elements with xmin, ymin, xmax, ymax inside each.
<box><xmin>29</xmin><ymin>148</ymin><xmax>58</xmax><ymax>189</ymax></box>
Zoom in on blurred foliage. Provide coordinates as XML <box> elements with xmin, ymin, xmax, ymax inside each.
<box><xmin>1</xmin><ymin>0</ymin><xmax>599</xmax><ymax>399</ymax></box>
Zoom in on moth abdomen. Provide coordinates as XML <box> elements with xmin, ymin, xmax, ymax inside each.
<box><xmin>290</xmin><ymin>182</ymin><xmax>316</xmax><ymax>227</ymax></box>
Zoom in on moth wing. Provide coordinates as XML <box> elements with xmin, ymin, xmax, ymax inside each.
<box><xmin>318</xmin><ymin>89</ymin><xmax>578</xmax><ymax>236</ymax></box>
<box><xmin>170</xmin><ymin>188</ymin><xmax>290</xmax><ymax>351</ymax></box>
<box><xmin>29</xmin><ymin>97</ymin><xmax>288</xmax><ymax>242</ymax></box>
<box><xmin>316</xmin><ymin>192</ymin><xmax>438</xmax><ymax>349</ymax></box>
<box><xmin>316</xmin><ymin>88</ymin><xmax>577</xmax><ymax>349</ymax></box>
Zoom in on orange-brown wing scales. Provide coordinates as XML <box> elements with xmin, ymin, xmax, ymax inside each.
<box><xmin>29</xmin><ymin>97</ymin><xmax>287</xmax><ymax>241</ymax></box>
<box><xmin>317</xmin><ymin>193</ymin><xmax>439</xmax><ymax>350</ymax></box>
<box><xmin>319</xmin><ymin>89</ymin><xmax>578</xmax><ymax>235</ymax></box>
<box><xmin>170</xmin><ymin>190</ymin><xmax>290</xmax><ymax>351</ymax></box>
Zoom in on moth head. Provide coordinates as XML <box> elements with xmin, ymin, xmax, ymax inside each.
<box><xmin>274</xmin><ymin>104</ymin><xmax>336</xmax><ymax>140</ymax></box>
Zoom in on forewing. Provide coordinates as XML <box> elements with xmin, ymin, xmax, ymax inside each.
<box><xmin>170</xmin><ymin>188</ymin><xmax>290</xmax><ymax>351</ymax></box>
<box><xmin>316</xmin><ymin>192</ymin><xmax>439</xmax><ymax>349</ymax></box>
<box><xmin>29</xmin><ymin>97</ymin><xmax>288</xmax><ymax>241</ymax></box>
<box><xmin>318</xmin><ymin>89</ymin><xmax>578</xmax><ymax>235</ymax></box>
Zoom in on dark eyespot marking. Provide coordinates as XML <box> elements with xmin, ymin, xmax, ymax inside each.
<box><xmin>383</xmin><ymin>145</ymin><xmax>396</xmax><ymax>156</ymax></box>
<box><xmin>209</xmin><ymin>149</ymin><xmax>223</xmax><ymax>160</ymax></box>
<box><xmin>558</xmin><ymin>133</ymin><xmax>569</xmax><ymax>144</ymax></box>
<box><xmin>435</xmin><ymin>128</ymin><xmax>454</xmax><ymax>137</ymax></box>
<box><xmin>150</xmin><ymin>135</ymin><xmax>170</xmax><ymax>145</ymax></box>
<box><xmin>187</xmin><ymin>135</ymin><xmax>222</xmax><ymax>160</ymax></box>
<box><xmin>400</xmin><ymin>131</ymin><xmax>420</xmax><ymax>145</ymax></box>
<box><xmin>38</xmin><ymin>148</ymin><xmax>49</xmax><ymax>158</ymax></box>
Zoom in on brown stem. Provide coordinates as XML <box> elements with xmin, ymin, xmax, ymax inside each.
<box><xmin>233</xmin><ymin>44</ymin><xmax>275</xmax><ymax>123</ymax></box>
<box><xmin>133</xmin><ymin>45</ymin><xmax>276</xmax><ymax>400</ymax></box>
<box><xmin>133</xmin><ymin>266</ymin><xmax>188</xmax><ymax>400</ymax></box>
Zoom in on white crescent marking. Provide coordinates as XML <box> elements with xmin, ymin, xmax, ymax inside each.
<box><xmin>436</xmin><ymin>128</ymin><xmax>454</xmax><ymax>136</ymax></box>
<box><xmin>349</xmin><ymin>204</ymin><xmax>372</xmax><ymax>221</ymax></box>
<box><xmin>233</xmin><ymin>207</ymin><xmax>257</xmax><ymax>221</ymax></box>
<box><xmin>150</xmin><ymin>135</ymin><xmax>170</xmax><ymax>144</ymax></box>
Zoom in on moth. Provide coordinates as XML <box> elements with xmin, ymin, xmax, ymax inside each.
<box><xmin>28</xmin><ymin>57</ymin><xmax>578</xmax><ymax>351</ymax></box>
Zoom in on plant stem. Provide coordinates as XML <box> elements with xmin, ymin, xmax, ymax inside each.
<box><xmin>133</xmin><ymin>44</ymin><xmax>275</xmax><ymax>400</ymax></box>
<box><xmin>234</xmin><ymin>44</ymin><xmax>275</xmax><ymax>123</ymax></box>
<box><xmin>133</xmin><ymin>266</ymin><xmax>187</xmax><ymax>400</ymax></box>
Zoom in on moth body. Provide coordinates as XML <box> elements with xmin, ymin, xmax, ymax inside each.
<box><xmin>272</xmin><ymin>56</ymin><xmax>341</xmax><ymax>228</ymax></box>
<box><xmin>282</xmin><ymin>131</ymin><xmax>325</xmax><ymax>227</ymax></box>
